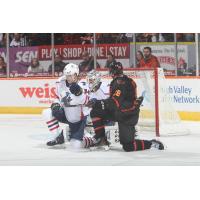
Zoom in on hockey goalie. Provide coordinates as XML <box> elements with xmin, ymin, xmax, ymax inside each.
<box><xmin>85</xmin><ymin>62</ymin><xmax>165</xmax><ymax>151</ymax></box>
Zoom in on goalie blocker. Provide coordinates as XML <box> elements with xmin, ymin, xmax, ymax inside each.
<box><xmin>88</xmin><ymin>62</ymin><xmax>164</xmax><ymax>151</ymax></box>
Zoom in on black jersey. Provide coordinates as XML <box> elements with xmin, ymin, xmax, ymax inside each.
<box><xmin>109</xmin><ymin>74</ymin><xmax>138</xmax><ymax>112</ymax></box>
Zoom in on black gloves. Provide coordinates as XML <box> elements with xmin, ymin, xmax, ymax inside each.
<box><xmin>86</xmin><ymin>98</ymin><xmax>97</xmax><ymax>108</ymax></box>
<box><xmin>86</xmin><ymin>98</ymin><xmax>106</xmax><ymax>110</ymax></box>
<box><xmin>51</xmin><ymin>103</ymin><xmax>61</xmax><ymax>112</ymax></box>
<box><xmin>69</xmin><ymin>83</ymin><xmax>82</xmax><ymax>96</ymax></box>
<box><xmin>135</xmin><ymin>96</ymin><xmax>144</xmax><ymax>107</ymax></box>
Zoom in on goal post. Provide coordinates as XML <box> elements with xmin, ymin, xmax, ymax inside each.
<box><xmin>123</xmin><ymin>67</ymin><xmax>189</xmax><ymax>137</ymax></box>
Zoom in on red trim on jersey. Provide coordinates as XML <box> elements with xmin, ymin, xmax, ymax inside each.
<box><xmin>49</xmin><ymin>125</ymin><xmax>59</xmax><ymax>131</ymax></box>
<box><xmin>141</xmin><ymin>140</ymin><xmax>145</xmax><ymax>150</ymax></box>
<box><xmin>80</xmin><ymin>106</ymin><xmax>84</xmax><ymax>120</ymax></box>
<box><xmin>133</xmin><ymin>141</ymin><xmax>137</xmax><ymax>151</ymax></box>
<box><xmin>94</xmin><ymin>126</ymin><xmax>105</xmax><ymax>131</ymax></box>
<box><xmin>131</xmin><ymin>79</ymin><xmax>137</xmax><ymax>99</ymax></box>
<box><xmin>121</xmin><ymin>105</ymin><xmax>136</xmax><ymax>112</ymax></box>
<box><xmin>92</xmin><ymin>117</ymin><xmax>102</xmax><ymax>123</ymax></box>
<box><xmin>112</xmin><ymin>97</ymin><xmax>120</xmax><ymax>108</ymax></box>
<box><xmin>46</xmin><ymin>118</ymin><xmax>57</xmax><ymax>124</ymax></box>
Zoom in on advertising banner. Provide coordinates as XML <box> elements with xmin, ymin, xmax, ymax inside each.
<box><xmin>0</xmin><ymin>75</ymin><xmax>200</xmax><ymax>113</ymax></box>
<box><xmin>5</xmin><ymin>44</ymin><xmax>130</xmax><ymax>77</ymax></box>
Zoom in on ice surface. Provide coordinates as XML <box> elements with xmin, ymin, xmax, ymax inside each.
<box><xmin>0</xmin><ymin>114</ymin><xmax>200</xmax><ymax>166</ymax></box>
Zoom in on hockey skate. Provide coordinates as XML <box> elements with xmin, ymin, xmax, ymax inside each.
<box><xmin>150</xmin><ymin>139</ymin><xmax>164</xmax><ymax>150</ymax></box>
<box><xmin>46</xmin><ymin>131</ymin><xmax>65</xmax><ymax>146</ymax></box>
<box><xmin>90</xmin><ymin>136</ymin><xmax>110</xmax><ymax>151</ymax></box>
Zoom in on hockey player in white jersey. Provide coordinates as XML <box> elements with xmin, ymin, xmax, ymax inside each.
<box><xmin>42</xmin><ymin>63</ymin><xmax>90</xmax><ymax>149</ymax></box>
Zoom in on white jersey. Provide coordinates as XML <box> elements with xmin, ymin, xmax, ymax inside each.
<box><xmin>89</xmin><ymin>82</ymin><xmax>110</xmax><ymax>100</ymax></box>
<box><xmin>55</xmin><ymin>76</ymin><xmax>89</xmax><ymax>123</ymax></box>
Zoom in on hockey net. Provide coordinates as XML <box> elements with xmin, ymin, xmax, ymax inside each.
<box><xmin>123</xmin><ymin>68</ymin><xmax>189</xmax><ymax>137</ymax></box>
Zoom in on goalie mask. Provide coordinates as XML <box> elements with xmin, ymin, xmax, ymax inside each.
<box><xmin>87</xmin><ymin>70</ymin><xmax>101</xmax><ymax>92</ymax></box>
<box><xmin>63</xmin><ymin>63</ymin><xmax>79</xmax><ymax>83</ymax></box>
<box><xmin>109</xmin><ymin>61</ymin><xmax>123</xmax><ymax>77</ymax></box>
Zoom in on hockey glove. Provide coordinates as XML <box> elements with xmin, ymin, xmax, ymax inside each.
<box><xmin>86</xmin><ymin>98</ymin><xmax>97</xmax><ymax>108</ymax></box>
<box><xmin>69</xmin><ymin>83</ymin><xmax>83</xmax><ymax>96</ymax></box>
<box><xmin>93</xmin><ymin>100</ymin><xmax>105</xmax><ymax>110</ymax></box>
<box><xmin>51</xmin><ymin>103</ymin><xmax>62</xmax><ymax>112</ymax></box>
<box><xmin>135</xmin><ymin>96</ymin><xmax>144</xmax><ymax>107</ymax></box>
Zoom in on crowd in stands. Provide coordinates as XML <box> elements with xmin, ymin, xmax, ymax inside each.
<box><xmin>0</xmin><ymin>56</ymin><xmax>6</xmax><ymax>75</ymax></box>
<box><xmin>0</xmin><ymin>33</ymin><xmax>197</xmax><ymax>48</ymax></box>
<box><xmin>0</xmin><ymin>33</ymin><xmax>199</xmax><ymax>76</ymax></box>
<box><xmin>0</xmin><ymin>33</ymin><xmax>132</xmax><ymax>48</ymax></box>
<box><xmin>136</xmin><ymin>33</ymin><xmax>195</xmax><ymax>42</ymax></box>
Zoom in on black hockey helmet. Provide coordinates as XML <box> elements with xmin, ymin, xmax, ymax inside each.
<box><xmin>109</xmin><ymin>61</ymin><xmax>123</xmax><ymax>76</ymax></box>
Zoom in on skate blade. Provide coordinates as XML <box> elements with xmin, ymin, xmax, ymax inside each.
<box><xmin>89</xmin><ymin>145</ymin><xmax>110</xmax><ymax>151</ymax></box>
<box><xmin>47</xmin><ymin>143</ymin><xmax>67</xmax><ymax>149</ymax></box>
<box><xmin>35</xmin><ymin>143</ymin><xmax>67</xmax><ymax>150</ymax></box>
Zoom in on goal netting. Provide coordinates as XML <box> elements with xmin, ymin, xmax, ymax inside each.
<box><xmin>124</xmin><ymin>68</ymin><xmax>190</xmax><ymax>137</ymax></box>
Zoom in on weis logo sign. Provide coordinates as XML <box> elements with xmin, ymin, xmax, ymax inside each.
<box><xmin>19</xmin><ymin>83</ymin><xmax>56</xmax><ymax>99</ymax></box>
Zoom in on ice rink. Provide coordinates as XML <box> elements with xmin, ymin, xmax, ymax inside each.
<box><xmin>0</xmin><ymin>114</ymin><xmax>200</xmax><ymax>166</ymax></box>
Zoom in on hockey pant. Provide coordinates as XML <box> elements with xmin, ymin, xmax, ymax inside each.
<box><xmin>42</xmin><ymin>107</ymin><xmax>87</xmax><ymax>141</ymax></box>
<box><xmin>90</xmin><ymin>107</ymin><xmax>152</xmax><ymax>152</ymax></box>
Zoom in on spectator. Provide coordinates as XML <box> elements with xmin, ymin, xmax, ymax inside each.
<box><xmin>80</xmin><ymin>33</ymin><xmax>93</xmax><ymax>44</ymax></box>
<box><xmin>136</xmin><ymin>33</ymin><xmax>174</xmax><ymax>42</ymax></box>
<box><xmin>116</xmin><ymin>33</ymin><xmax>128</xmax><ymax>43</ymax></box>
<box><xmin>25</xmin><ymin>33</ymin><xmax>51</xmax><ymax>46</ymax></box>
<box><xmin>78</xmin><ymin>51</ymin><xmax>100</xmax><ymax>73</ymax></box>
<box><xmin>0</xmin><ymin>34</ymin><xmax>3</xmax><ymax>43</ymax></box>
<box><xmin>184</xmin><ymin>34</ymin><xmax>195</xmax><ymax>42</ymax></box>
<box><xmin>62</xmin><ymin>33</ymin><xmax>83</xmax><ymax>44</ymax></box>
<box><xmin>48</xmin><ymin>54</ymin><xmax>66</xmax><ymax>73</ymax></box>
<box><xmin>10</xmin><ymin>33</ymin><xmax>27</xmax><ymax>47</ymax></box>
<box><xmin>151</xmin><ymin>33</ymin><xmax>166</xmax><ymax>42</ymax></box>
<box><xmin>161</xmin><ymin>33</ymin><xmax>174</xmax><ymax>42</ymax></box>
<box><xmin>0</xmin><ymin>56</ymin><xmax>6</xmax><ymax>74</ymax></box>
<box><xmin>105</xmin><ymin>53</ymin><xmax>116</xmax><ymax>68</ymax></box>
<box><xmin>136</xmin><ymin>50</ymin><xmax>144</xmax><ymax>67</ymax></box>
<box><xmin>27</xmin><ymin>58</ymin><xmax>45</xmax><ymax>74</ymax></box>
<box><xmin>177</xmin><ymin>33</ymin><xmax>195</xmax><ymax>42</ymax></box>
<box><xmin>26</xmin><ymin>33</ymin><xmax>40</xmax><ymax>46</ymax></box>
<box><xmin>125</xmin><ymin>33</ymin><xmax>134</xmax><ymax>42</ymax></box>
<box><xmin>136</xmin><ymin>33</ymin><xmax>152</xmax><ymax>42</ymax></box>
<box><xmin>54</xmin><ymin>33</ymin><xmax>64</xmax><ymax>45</ymax></box>
<box><xmin>96</xmin><ymin>33</ymin><xmax>116</xmax><ymax>44</ymax></box>
<box><xmin>138</xmin><ymin>47</ymin><xmax>160</xmax><ymax>68</ymax></box>
<box><xmin>0</xmin><ymin>33</ymin><xmax>6</xmax><ymax>47</ymax></box>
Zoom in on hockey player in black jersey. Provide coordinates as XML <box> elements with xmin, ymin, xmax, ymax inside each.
<box><xmin>87</xmin><ymin>62</ymin><xmax>164</xmax><ymax>151</ymax></box>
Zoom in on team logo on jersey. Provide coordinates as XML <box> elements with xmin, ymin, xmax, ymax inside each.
<box><xmin>113</xmin><ymin>89</ymin><xmax>121</xmax><ymax>97</ymax></box>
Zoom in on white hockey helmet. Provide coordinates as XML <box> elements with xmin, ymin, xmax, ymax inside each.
<box><xmin>63</xmin><ymin>63</ymin><xmax>79</xmax><ymax>76</ymax></box>
<box><xmin>87</xmin><ymin>70</ymin><xmax>101</xmax><ymax>91</ymax></box>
